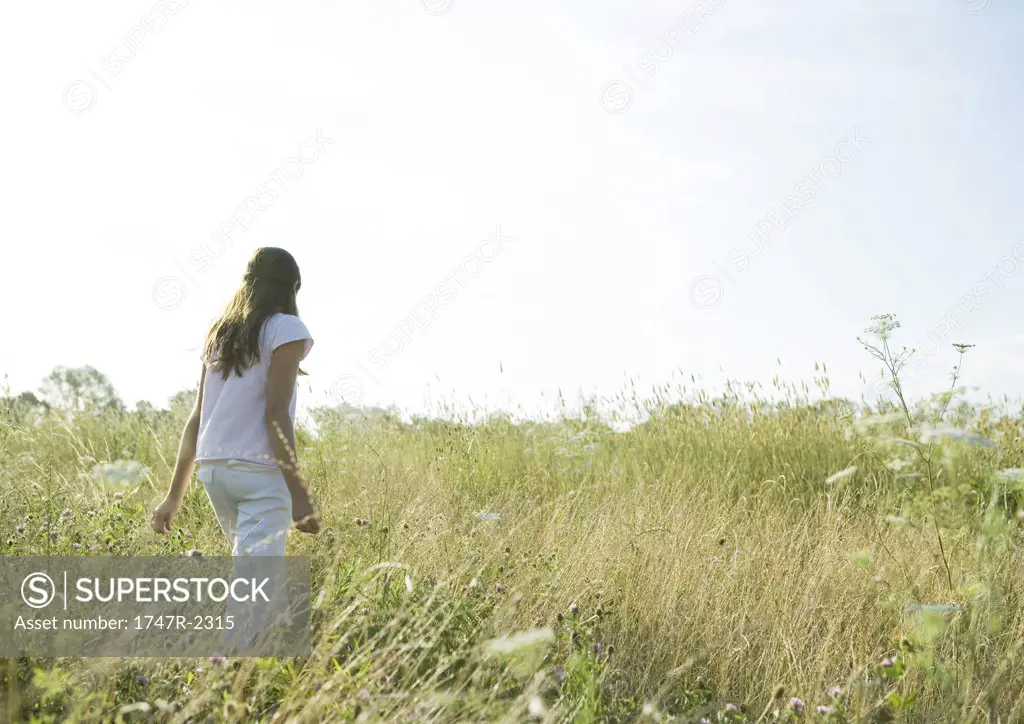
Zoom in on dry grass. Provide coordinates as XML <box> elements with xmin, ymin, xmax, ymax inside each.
<box><xmin>2</xmin><ymin>379</ymin><xmax>1024</xmax><ymax>722</ymax></box>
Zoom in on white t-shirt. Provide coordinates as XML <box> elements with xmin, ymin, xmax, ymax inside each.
<box><xmin>196</xmin><ymin>313</ymin><xmax>313</xmax><ymax>467</ymax></box>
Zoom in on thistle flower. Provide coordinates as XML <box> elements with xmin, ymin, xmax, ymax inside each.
<box><xmin>552</xmin><ymin>667</ymin><xmax>565</xmax><ymax>684</ymax></box>
<box><xmin>135</xmin><ymin>674</ymin><xmax>149</xmax><ymax>688</ymax></box>
<box><xmin>789</xmin><ymin>697</ymin><xmax>804</xmax><ymax>712</ymax></box>
<box><xmin>61</xmin><ymin>509</ymin><xmax>72</xmax><ymax>518</ymax></box>
<box><xmin>724</xmin><ymin>703</ymin><xmax>739</xmax><ymax>713</ymax></box>
<box><xmin>826</xmin><ymin>686</ymin><xmax>843</xmax><ymax>698</ymax></box>
<box><xmin>569</xmin><ymin>602</ymin><xmax>579</xmax><ymax>616</ymax></box>
<box><xmin>817</xmin><ymin>705</ymin><xmax>836</xmax><ymax>715</ymax></box>
<box><xmin>881</xmin><ymin>656</ymin><xmax>895</xmax><ymax>668</ymax></box>
<box><xmin>210</xmin><ymin>655</ymin><xmax>226</xmax><ymax>665</ymax></box>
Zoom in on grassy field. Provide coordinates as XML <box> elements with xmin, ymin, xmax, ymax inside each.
<box><xmin>3</xmin><ymin>358</ymin><xmax>1024</xmax><ymax>721</ymax></box>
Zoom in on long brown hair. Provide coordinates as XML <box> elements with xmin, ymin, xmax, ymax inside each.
<box><xmin>204</xmin><ymin>247</ymin><xmax>303</xmax><ymax>379</ymax></box>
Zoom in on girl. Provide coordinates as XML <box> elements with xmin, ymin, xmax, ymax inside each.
<box><xmin>151</xmin><ymin>247</ymin><xmax>321</xmax><ymax>554</ymax></box>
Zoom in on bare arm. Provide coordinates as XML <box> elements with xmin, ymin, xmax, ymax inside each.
<box><xmin>266</xmin><ymin>340</ymin><xmax>320</xmax><ymax>533</ymax></box>
<box><xmin>152</xmin><ymin>365</ymin><xmax>206</xmax><ymax>533</ymax></box>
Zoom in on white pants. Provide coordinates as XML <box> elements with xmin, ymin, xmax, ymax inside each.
<box><xmin>196</xmin><ymin>459</ymin><xmax>292</xmax><ymax>557</ymax></box>
<box><xmin>196</xmin><ymin>459</ymin><xmax>293</xmax><ymax>652</ymax></box>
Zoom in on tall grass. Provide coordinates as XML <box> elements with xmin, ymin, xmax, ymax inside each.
<box><xmin>2</xmin><ymin>367</ymin><xmax>1024</xmax><ymax>722</ymax></box>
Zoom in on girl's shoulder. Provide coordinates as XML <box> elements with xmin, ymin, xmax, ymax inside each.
<box><xmin>264</xmin><ymin>313</ymin><xmax>309</xmax><ymax>333</ymax></box>
<box><xmin>263</xmin><ymin>314</ymin><xmax>313</xmax><ymax>356</ymax></box>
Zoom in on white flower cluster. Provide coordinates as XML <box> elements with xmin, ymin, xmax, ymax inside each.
<box><xmin>91</xmin><ymin>460</ymin><xmax>151</xmax><ymax>486</ymax></box>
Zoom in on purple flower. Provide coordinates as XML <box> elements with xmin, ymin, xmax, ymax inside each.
<box><xmin>61</xmin><ymin>509</ymin><xmax>72</xmax><ymax>518</ymax></box>
<box><xmin>210</xmin><ymin>655</ymin><xmax>226</xmax><ymax>665</ymax></box>
<box><xmin>827</xmin><ymin>686</ymin><xmax>843</xmax><ymax>699</ymax></box>
<box><xmin>817</xmin><ymin>705</ymin><xmax>836</xmax><ymax>715</ymax></box>
<box><xmin>552</xmin><ymin>667</ymin><xmax>565</xmax><ymax>684</ymax></box>
<box><xmin>789</xmin><ymin>697</ymin><xmax>804</xmax><ymax>712</ymax></box>
<box><xmin>593</xmin><ymin>642</ymin><xmax>604</xmax><ymax>659</ymax></box>
<box><xmin>135</xmin><ymin>674</ymin><xmax>149</xmax><ymax>688</ymax></box>
<box><xmin>881</xmin><ymin>656</ymin><xmax>895</xmax><ymax>668</ymax></box>
<box><xmin>724</xmin><ymin>703</ymin><xmax>739</xmax><ymax>713</ymax></box>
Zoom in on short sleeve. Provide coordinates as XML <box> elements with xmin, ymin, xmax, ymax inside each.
<box><xmin>269</xmin><ymin>314</ymin><xmax>313</xmax><ymax>360</ymax></box>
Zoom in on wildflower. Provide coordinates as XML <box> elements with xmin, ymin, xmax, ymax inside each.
<box><xmin>49</xmin><ymin>531</ymin><xmax>59</xmax><ymax>540</ymax></box>
<box><xmin>881</xmin><ymin>656</ymin><xmax>895</xmax><ymax>668</ymax></box>
<box><xmin>72</xmin><ymin>543</ymin><xmax>81</xmax><ymax>550</ymax></box>
<box><xmin>569</xmin><ymin>602</ymin><xmax>579</xmax><ymax>616</ymax></box>
<box><xmin>484</xmin><ymin>628</ymin><xmax>554</xmax><ymax>655</ymax></box>
<box><xmin>724</xmin><ymin>703</ymin><xmax>739</xmax><ymax>712</ymax></box>
<box><xmin>593</xmin><ymin>642</ymin><xmax>604</xmax><ymax>659</ymax></box>
<box><xmin>16</xmin><ymin>524</ymin><xmax>24</xmax><ymax>534</ymax></box>
<box><xmin>789</xmin><ymin>697</ymin><xmax>804</xmax><ymax>712</ymax></box>
<box><xmin>918</xmin><ymin>424</ymin><xmax>994</xmax><ymax>447</ymax></box>
<box><xmin>135</xmin><ymin>674</ymin><xmax>149</xmax><ymax>688</ymax></box>
<box><xmin>92</xmin><ymin>460</ymin><xmax>151</xmax><ymax>486</ymax></box>
<box><xmin>114</xmin><ymin>492</ymin><xmax>124</xmax><ymax>500</ymax></box>
<box><xmin>826</xmin><ymin>685</ymin><xmax>843</xmax><ymax>698</ymax></box>
<box><xmin>817</xmin><ymin>705</ymin><xmax>836</xmax><ymax>715</ymax></box>
<box><xmin>952</xmin><ymin>343</ymin><xmax>975</xmax><ymax>353</ymax></box>
<box><xmin>61</xmin><ymin>509</ymin><xmax>72</xmax><ymax>518</ymax></box>
<box><xmin>552</xmin><ymin>667</ymin><xmax>565</xmax><ymax>684</ymax></box>
<box><xmin>210</xmin><ymin>655</ymin><xmax>226</xmax><ymax>665</ymax></box>
<box><xmin>527</xmin><ymin>696</ymin><xmax>545</xmax><ymax>718</ymax></box>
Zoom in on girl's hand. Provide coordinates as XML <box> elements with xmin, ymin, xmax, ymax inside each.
<box><xmin>151</xmin><ymin>496</ymin><xmax>182</xmax><ymax>534</ymax></box>
<box><xmin>291</xmin><ymin>491</ymin><xmax>321</xmax><ymax>535</ymax></box>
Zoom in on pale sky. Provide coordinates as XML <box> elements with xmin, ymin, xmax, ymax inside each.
<box><xmin>2</xmin><ymin>0</ymin><xmax>1022</xmax><ymax>419</ymax></box>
